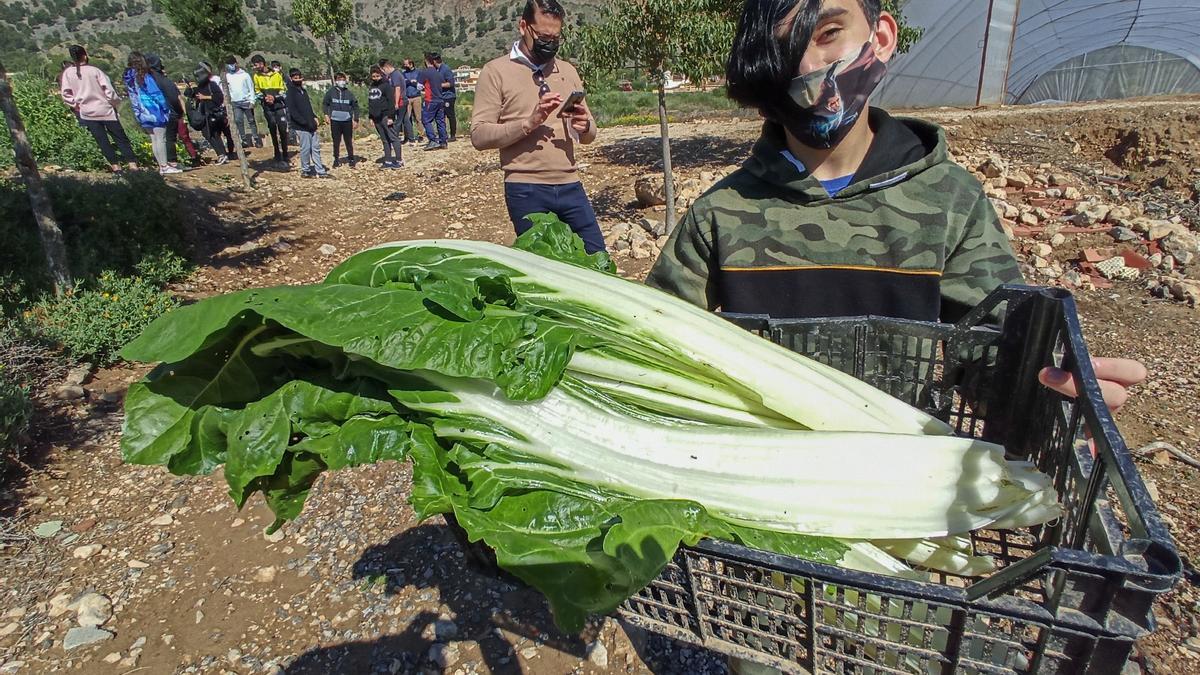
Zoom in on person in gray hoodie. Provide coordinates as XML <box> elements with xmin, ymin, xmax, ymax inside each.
<box><xmin>322</xmin><ymin>73</ymin><xmax>360</xmax><ymax>168</ymax></box>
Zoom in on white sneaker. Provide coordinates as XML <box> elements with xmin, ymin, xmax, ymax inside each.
<box><xmin>215</xmin><ymin>155</ymin><xmax>230</xmax><ymax>165</ymax></box>
<box><xmin>159</xmin><ymin>166</ymin><xmax>183</xmax><ymax>175</ymax></box>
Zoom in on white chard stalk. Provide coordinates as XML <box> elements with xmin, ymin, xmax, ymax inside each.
<box><xmin>403</xmin><ymin>371</ymin><xmax>1062</xmax><ymax>541</ymax></box>
<box><xmin>366</xmin><ymin>239</ymin><xmax>955</xmax><ymax>435</ymax></box>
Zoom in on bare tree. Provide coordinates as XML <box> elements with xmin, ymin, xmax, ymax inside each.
<box><xmin>0</xmin><ymin>60</ymin><xmax>72</xmax><ymax>294</ymax></box>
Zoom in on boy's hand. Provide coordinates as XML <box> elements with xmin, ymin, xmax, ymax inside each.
<box><xmin>265</xmin><ymin>94</ymin><xmax>275</xmax><ymax>105</ymax></box>
<box><xmin>1038</xmin><ymin>357</ymin><xmax>1147</xmax><ymax>413</ymax></box>
<box><xmin>324</xmin><ymin>115</ymin><xmax>331</xmax><ymax>126</ymax></box>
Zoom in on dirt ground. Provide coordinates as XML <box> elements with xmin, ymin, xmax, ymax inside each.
<box><xmin>1</xmin><ymin>97</ymin><xmax>1199</xmax><ymax>675</ymax></box>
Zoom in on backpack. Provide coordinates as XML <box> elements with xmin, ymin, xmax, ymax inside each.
<box><xmin>123</xmin><ymin>69</ymin><xmax>171</xmax><ymax>128</ymax></box>
<box><xmin>184</xmin><ymin>95</ymin><xmax>207</xmax><ymax>131</ymax></box>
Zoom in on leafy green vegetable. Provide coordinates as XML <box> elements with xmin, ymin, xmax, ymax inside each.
<box><xmin>120</xmin><ymin>215</ymin><xmax>1060</xmax><ymax>632</ymax></box>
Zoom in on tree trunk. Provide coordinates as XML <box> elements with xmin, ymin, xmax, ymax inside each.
<box><xmin>0</xmin><ymin>61</ymin><xmax>72</xmax><ymax>294</ymax></box>
<box><xmin>657</xmin><ymin>80</ymin><xmax>676</xmax><ymax>233</ymax></box>
<box><xmin>219</xmin><ymin>70</ymin><xmax>253</xmax><ymax>190</ymax></box>
<box><xmin>324</xmin><ymin>39</ymin><xmax>335</xmax><ymax>82</ymax></box>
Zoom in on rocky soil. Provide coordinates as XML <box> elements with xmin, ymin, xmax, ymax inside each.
<box><xmin>1</xmin><ymin>97</ymin><xmax>1198</xmax><ymax>674</ymax></box>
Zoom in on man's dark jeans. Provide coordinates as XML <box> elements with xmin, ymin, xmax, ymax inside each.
<box><xmin>503</xmin><ymin>181</ymin><xmax>606</xmax><ymax>253</ymax></box>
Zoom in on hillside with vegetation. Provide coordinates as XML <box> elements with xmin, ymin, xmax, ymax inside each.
<box><xmin>1</xmin><ymin>0</ymin><xmax>600</xmax><ymax>79</ymax></box>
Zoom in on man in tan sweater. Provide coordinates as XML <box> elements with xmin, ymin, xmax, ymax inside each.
<box><xmin>470</xmin><ymin>0</ymin><xmax>605</xmax><ymax>253</ymax></box>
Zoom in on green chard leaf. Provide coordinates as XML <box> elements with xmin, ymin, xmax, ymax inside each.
<box><xmin>121</xmin><ymin>283</ymin><xmax>576</xmax><ymax>402</ymax></box>
<box><xmin>513</xmin><ymin>213</ymin><xmax>618</xmax><ymax>275</ymax></box>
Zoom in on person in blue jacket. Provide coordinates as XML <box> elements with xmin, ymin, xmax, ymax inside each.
<box><xmin>434</xmin><ymin>54</ymin><xmax>458</xmax><ymax>142</ymax></box>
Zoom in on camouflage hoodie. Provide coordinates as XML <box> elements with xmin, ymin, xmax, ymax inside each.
<box><xmin>645</xmin><ymin>109</ymin><xmax>1021</xmax><ymax>322</ymax></box>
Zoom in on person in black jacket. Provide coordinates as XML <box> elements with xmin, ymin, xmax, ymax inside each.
<box><xmin>145</xmin><ymin>53</ymin><xmax>186</xmax><ymax>173</ymax></box>
<box><xmin>366</xmin><ymin>65</ymin><xmax>404</xmax><ymax>169</ymax></box>
<box><xmin>185</xmin><ymin>63</ymin><xmax>235</xmax><ymax>165</ymax></box>
<box><xmin>285</xmin><ymin>68</ymin><xmax>331</xmax><ymax>178</ymax></box>
<box><xmin>322</xmin><ymin>73</ymin><xmax>359</xmax><ymax>168</ymax></box>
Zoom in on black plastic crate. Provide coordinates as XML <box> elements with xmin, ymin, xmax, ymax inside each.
<box><xmin>452</xmin><ymin>285</ymin><xmax>1182</xmax><ymax>674</ymax></box>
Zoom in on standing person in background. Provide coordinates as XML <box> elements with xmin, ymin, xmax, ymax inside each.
<box><xmin>59</xmin><ymin>45</ymin><xmax>139</xmax><ymax>173</ymax></box>
<box><xmin>323</xmin><ymin>73</ymin><xmax>360</xmax><ymax>168</ymax></box>
<box><xmin>366</xmin><ymin>66</ymin><xmax>404</xmax><ymax>169</ymax></box>
<box><xmin>272</xmin><ymin>60</ymin><xmax>298</xmax><ymax>147</ymax></box>
<box><xmin>57</xmin><ymin>61</ymin><xmax>78</xmax><ymax>105</ymax></box>
<box><xmin>225</xmin><ymin>56</ymin><xmax>261</xmax><ymax>149</ymax></box>
<box><xmin>173</xmin><ymin>76</ymin><xmax>201</xmax><ymax>164</ymax></box>
<box><xmin>123</xmin><ymin>51</ymin><xmax>177</xmax><ymax>175</ymax></box>
<box><xmin>470</xmin><ymin>0</ymin><xmax>603</xmax><ymax>252</ymax></box>
<box><xmin>435</xmin><ymin>54</ymin><xmax>458</xmax><ymax>142</ymax></box>
<box><xmin>380</xmin><ymin>59</ymin><xmax>407</xmax><ymax>141</ymax></box>
<box><xmin>145</xmin><ymin>53</ymin><xmax>187</xmax><ymax>172</ymax></box>
<box><xmin>417</xmin><ymin>52</ymin><xmax>448</xmax><ymax>151</ymax></box>
<box><xmin>251</xmin><ymin>54</ymin><xmax>289</xmax><ymax>167</ymax></box>
<box><xmin>401</xmin><ymin>58</ymin><xmax>422</xmax><ymax>144</ymax></box>
<box><xmin>285</xmin><ymin>68</ymin><xmax>331</xmax><ymax>179</ymax></box>
<box><xmin>186</xmin><ymin>63</ymin><xmax>236</xmax><ymax>165</ymax></box>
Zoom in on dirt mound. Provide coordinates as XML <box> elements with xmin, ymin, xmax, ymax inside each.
<box><xmin>938</xmin><ymin>102</ymin><xmax>1200</xmax><ymax>197</ymax></box>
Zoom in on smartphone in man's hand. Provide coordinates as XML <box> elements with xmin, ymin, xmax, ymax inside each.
<box><xmin>557</xmin><ymin>90</ymin><xmax>586</xmax><ymax>117</ymax></box>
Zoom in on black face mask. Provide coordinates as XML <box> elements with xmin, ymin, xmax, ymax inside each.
<box><xmin>527</xmin><ymin>30</ymin><xmax>560</xmax><ymax>64</ymax></box>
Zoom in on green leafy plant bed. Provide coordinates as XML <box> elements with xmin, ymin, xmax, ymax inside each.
<box><xmin>120</xmin><ymin>216</ymin><xmax>1061</xmax><ymax>632</ymax></box>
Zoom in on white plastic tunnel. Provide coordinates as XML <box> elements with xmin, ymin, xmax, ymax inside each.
<box><xmin>874</xmin><ymin>0</ymin><xmax>1200</xmax><ymax>107</ymax></box>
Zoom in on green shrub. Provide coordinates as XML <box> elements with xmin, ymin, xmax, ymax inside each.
<box><xmin>604</xmin><ymin>113</ymin><xmax>679</xmax><ymax>128</ymax></box>
<box><xmin>27</xmin><ymin>272</ymin><xmax>178</xmax><ymax>366</ymax></box>
<box><xmin>134</xmin><ymin>247</ymin><xmax>193</xmax><ymax>288</ymax></box>
<box><xmin>0</xmin><ymin>371</ymin><xmax>31</xmax><ymax>461</ymax></box>
<box><xmin>0</xmin><ymin>172</ymin><xmax>189</xmax><ymax>310</ymax></box>
<box><xmin>0</xmin><ymin>74</ymin><xmax>154</xmax><ymax>171</ymax></box>
<box><xmin>586</xmin><ymin>88</ymin><xmax>743</xmax><ymax>127</ymax></box>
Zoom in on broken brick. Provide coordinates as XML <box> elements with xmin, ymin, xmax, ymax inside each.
<box><xmin>1120</xmin><ymin>250</ymin><xmax>1152</xmax><ymax>271</ymax></box>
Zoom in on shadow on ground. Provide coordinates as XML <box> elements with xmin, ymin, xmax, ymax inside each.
<box><xmin>595</xmin><ymin>135</ymin><xmax>756</xmax><ymax>172</ymax></box>
<box><xmin>284</xmin><ymin>521</ymin><xmax>732</xmax><ymax>674</ymax></box>
<box><xmin>283</xmin><ymin>523</ymin><xmax>595</xmax><ymax>674</ymax></box>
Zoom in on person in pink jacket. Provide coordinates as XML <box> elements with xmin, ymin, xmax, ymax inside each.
<box><xmin>59</xmin><ymin>45</ymin><xmax>139</xmax><ymax>173</ymax></box>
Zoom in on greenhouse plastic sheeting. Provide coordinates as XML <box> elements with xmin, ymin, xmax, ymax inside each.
<box><xmin>875</xmin><ymin>0</ymin><xmax>1200</xmax><ymax>108</ymax></box>
<box><xmin>1017</xmin><ymin>44</ymin><xmax>1200</xmax><ymax>103</ymax></box>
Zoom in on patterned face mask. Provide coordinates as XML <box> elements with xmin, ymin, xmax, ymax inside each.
<box><xmin>780</xmin><ymin>41</ymin><xmax>887</xmax><ymax>149</ymax></box>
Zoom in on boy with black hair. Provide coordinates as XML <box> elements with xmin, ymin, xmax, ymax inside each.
<box><xmin>366</xmin><ymin>65</ymin><xmax>404</xmax><ymax>169</ymax></box>
<box><xmin>417</xmin><ymin>52</ymin><xmax>448</xmax><ymax>150</ymax></box>
<box><xmin>323</xmin><ymin>72</ymin><xmax>360</xmax><ymax>167</ymax></box>
<box><xmin>647</xmin><ymin>0</ymin><xmax>1142</xmax><ymax>427</ymax></box>
<box><xmin>285</xmin><ymin>68</ymin><xmax>331</xmax><ymax>178</ymax></box>
<box><xmin>379</xmin><ymin>59</ymin><xmax>407</xmax><ymax>134</ymax></box>
<box><xmin>251</xmin><ymin>53</ymin><xmax>289</xmax><ymax>166</ymax></box>
<box><xmin>225</xmin><ymin>56</ymin><xmax>261</xmax><ymax>149</ymax></box>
